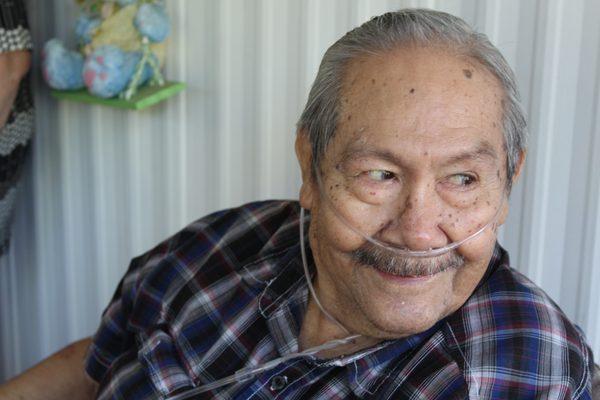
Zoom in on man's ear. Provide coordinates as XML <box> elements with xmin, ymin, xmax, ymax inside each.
<box><xmin>511</xmin><ymin>150</ymin><xmax>526</xmax><ymax>185</ymax></box>
<box><xmin>498</xmin><ymin>150</ymin><xmax>527</xmax><ymax>226</ymax></box>
<box><xmin>295</xmin><ymin>129</ymin><xmax>316</xmax><ymax>210</ymax></box>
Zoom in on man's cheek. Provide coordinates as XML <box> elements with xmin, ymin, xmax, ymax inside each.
<box><xmin>316</xmin><ymin>207</ymin><xmax>370</xmax><ymax>252</ymax></box>
<box><xmin>457</xmin><ymin>229</ymin><xmax>497</xmax><ymax>263</ymax></box>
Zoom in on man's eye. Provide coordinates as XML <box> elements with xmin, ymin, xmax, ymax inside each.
<box><xmin>366</xmin><ymin>170</ymin><xmax>395</xmax><ymax>181</ymax></box>
<box><xmin>448</xmin><ymin>173</ymin><xmax>477</xmax><ymax>187</ymax></box>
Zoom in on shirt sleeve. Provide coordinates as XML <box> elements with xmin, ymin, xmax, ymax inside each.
<box><xmin>592</xmin><ymin>364</ymin><xmax>600</xmax><ymax>397</ymax></box>
<box><xmin>84</xmin><ymin>254</ymin><xmax>151</xmax><ymax>383</ymax></box>
<box><xmin>0</xmin><ymin>0</ymin><xmax>33</xmax><ymax>53</ymax></box>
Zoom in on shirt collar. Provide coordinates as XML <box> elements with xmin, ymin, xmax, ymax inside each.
<box><xmin>346</xmin><ymin>323</ymin><xmax>441</xmax><ymax>397</ymax></box>
<box><xmin>257</xmin><ymin>242</ymin><xmax>309</xmax><ymax>356</ymax></box>
<box><xmin>474</xmin><ymin>241</ymin><xmax>504</xmax><ymax>290</ymax></box>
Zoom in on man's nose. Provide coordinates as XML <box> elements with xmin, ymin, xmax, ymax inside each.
<box><xmin>384</xmin><ymin>184</ymin><xmax>449</xmax><ymax>251</ymax></box>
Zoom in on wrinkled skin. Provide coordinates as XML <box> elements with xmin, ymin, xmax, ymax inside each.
<box><xmin>297</xmin><ymin>46</ymin><xmax>525</xmax><ymax>347</ymax></box>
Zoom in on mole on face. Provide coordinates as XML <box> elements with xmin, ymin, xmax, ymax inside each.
<box><xmin>409</xmin><ymin>88</ymin><xmax>415</xmax><ymax>94</ymax></box>
<box><xmin>463</xmin><ymin>69</ymin><xmax>473</xmax><ymax>79</ymax></box>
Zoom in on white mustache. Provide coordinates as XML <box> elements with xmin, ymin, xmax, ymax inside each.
<box><xmin>350</xmin><ymin>242</ymin><xmax>465</xmax><ymax>277</ymax></box>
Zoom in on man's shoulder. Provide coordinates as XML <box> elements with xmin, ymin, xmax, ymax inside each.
<box><xmin>159</xmin><ymin>199</ymin><xmax>299</xmax><ymax>254</ymax></box>
<box><xmin>481</xmin><ymin>262</ymin><xmax>588</xmax><ymax>347</ymax></box>
<box><xmin>114</xmin><ymin>200</ymin><xmax>302</xmax><ymax>326</ymax></box>
<box><xmin>445</xmin><ymin>251</ymin><xmax>593</xmax><ymax>398</ymax></box>
<box><xmin>135</xmin><ymin>199</ymin><xmax>300</xmax><ymax>271</ymax></box>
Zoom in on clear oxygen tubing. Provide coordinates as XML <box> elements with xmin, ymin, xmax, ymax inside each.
<box><xmin>299</xmin><ymin>207</ymin><xmax>350</xmax><ymax>335</ymax></box>
<box><xmin>314</xmin><ymin>172</ymin><xmax>506</xmax><ymax>258</ymax></box>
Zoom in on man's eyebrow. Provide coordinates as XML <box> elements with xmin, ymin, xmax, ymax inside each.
<box><xmin>441</xmin><ymin>140</ymin><xmax>499</xmax><ymax>166</ymax></box>
<box><xmin>341</xmin><ymin>140</ymin><xmax>499</xmax><ymax>167</ymax></box>
<box><xmin>340</xmin><ymin>147</ymin><xmax>401</xmax><ymax>165</ymax></box>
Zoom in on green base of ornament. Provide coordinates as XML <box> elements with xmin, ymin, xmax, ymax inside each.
<box><xmin>50</xmin><ymin>81</ymin><xmax>186</xmax><ymax>110</ymax></box>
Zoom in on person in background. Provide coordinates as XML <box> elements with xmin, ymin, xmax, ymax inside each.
<box><xmin>0</xmin><ymin>0</ymin><xmax>34</xmax><ymax>257</ymax></box>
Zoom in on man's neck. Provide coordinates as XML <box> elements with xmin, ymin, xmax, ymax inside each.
<box><xmin>298</xmin><ymin>295</ymin><xmax>347</xmax><ymax>351</ymax></box>
<box><xmin>298</xmin><ymin>295</ymin><xmax>383</xmax><ymax>358</ymax></box>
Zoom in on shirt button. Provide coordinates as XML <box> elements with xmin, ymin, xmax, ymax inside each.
<box><xmin>269</xmin><ymin>375</ymin><xmax>288</xmax><ymax>391</ymax></box>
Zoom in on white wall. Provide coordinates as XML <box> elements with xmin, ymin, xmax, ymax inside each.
<box><xmin>1</xmin><ymin>0</ymin><xmax>599</xmax><ymax>379</ymax></box>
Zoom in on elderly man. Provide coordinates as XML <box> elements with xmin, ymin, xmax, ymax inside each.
<box><xmin>0</xmin><ymin>8</ymin><xmax>596</xmax><ymax>400</ymax></box>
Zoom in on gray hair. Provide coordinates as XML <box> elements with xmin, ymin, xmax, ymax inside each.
<box><xmin>297</xmin><ymin>8</ymin><xmax>527</xmax><ymax>189</ymax></box>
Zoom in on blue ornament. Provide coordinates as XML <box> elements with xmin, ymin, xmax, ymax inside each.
<box><xmin>83</xmin><ymin>45</ymin><xmax>134</xmax><ymax>98</ymax></box>
<box><xmin>74</xmin><ymin>15</ymin><xmax>101</xmax><ymax>45</ymax></box>
<box><xmin>42</xmin><ymin>39</ymin><xmax>85</xmax><ymax>90</ymax></box>
<box><xmin>83</xmin><ymin>45</ymin><xmax>154</xmax><ymax>98</ymax></box>
<box><xmin>134</xmin><ymin>3</ymin><xmax>170</xmax><ymax>42</ymax></box>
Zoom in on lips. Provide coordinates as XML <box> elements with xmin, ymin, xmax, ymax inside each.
<box><xmin>374</xmin><ymin>268</ymin><xmax>439</xmax><ymax>283</ymax></box>
<box><xmin>368</xmin><ymin>259</ymin><xmax>439</xmax><ymax>277</ymax></box>
<box><xmin>374</xmin><ymin>265</ymin><xmax>441</xmax><ymax>278</ymax></box>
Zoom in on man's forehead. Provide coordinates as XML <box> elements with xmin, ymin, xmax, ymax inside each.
<box><xmin>338</xmin><ymin>138</ymin><xmax>500</xmax><ymax>167</ymax></box>
<box><xmin>339</xmin><ymin>47</ymin><xmax>504</xmax><ymax>111</ymax></box>
<box><xmin>342</xmin><ymin>45</ymin><xmax>498</xmax><ymax>85</ymax></box>
<box><xmin>329</xmin><ymin>46</ymin><xmax>506</xmax><ymax>168</ymax></box>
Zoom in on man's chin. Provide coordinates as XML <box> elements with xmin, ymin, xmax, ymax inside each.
<box><xmin>362</xmin><ymin>311</ymin><xmax>442</xmax><ymax>339</ymax></box>
<box><xmin>351</xmin><ymin>269</ymin><xmax>455</xmax><ymax>337</ymax></box>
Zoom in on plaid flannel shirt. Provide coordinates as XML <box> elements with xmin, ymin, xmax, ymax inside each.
<box><xmin>86</xmin><ymin>200</ymin><xmax>594</xmax><ymax>399</ymax></box>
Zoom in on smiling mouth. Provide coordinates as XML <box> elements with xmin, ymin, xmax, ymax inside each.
<box><xmin>369</xmin><ymin>262</ymin><xmax>464</xmax><ymax>286</ymax></box>
<box><xmin>371</xmin><ymin>263</ymin><xmax>451</xmax><ymax>278</ymax></box>
<box><xmin>373</xmin><ymin>268</ymin><xmax>440</xmax><ymax>283</ymax></box>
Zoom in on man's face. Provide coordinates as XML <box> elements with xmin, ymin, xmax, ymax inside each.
<box><xmin>297</xmin><ymin>46</ymin><xmax>513</xmax><ymax>339</ymax></box>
